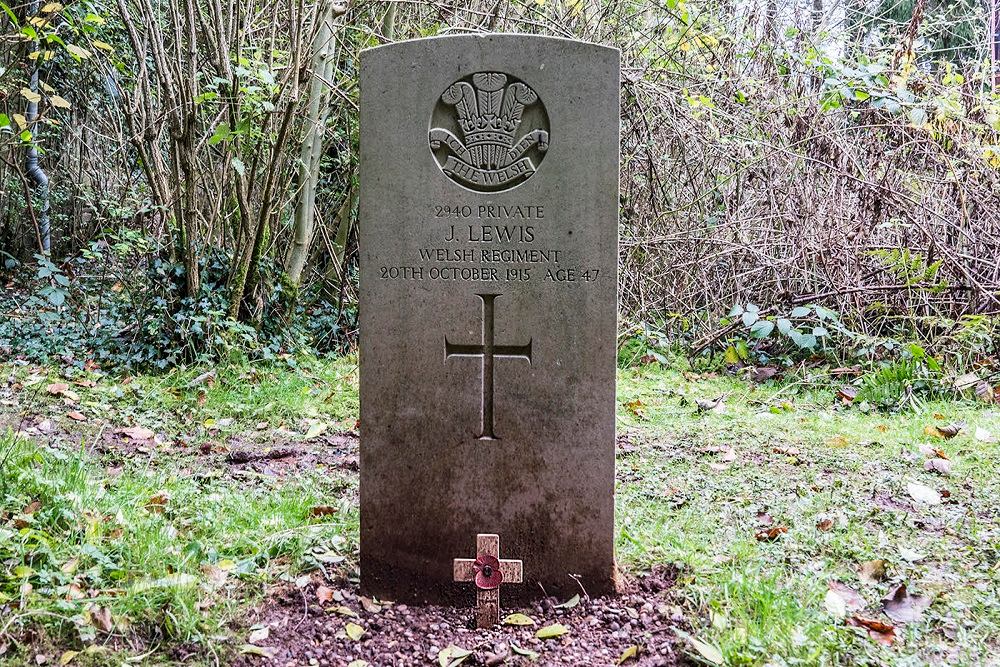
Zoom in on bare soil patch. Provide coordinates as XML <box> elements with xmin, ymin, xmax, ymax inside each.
<box><xmin>232</xmin><ymin>567</ymin><xmax>687</xmax><ymax>667</ymax></box>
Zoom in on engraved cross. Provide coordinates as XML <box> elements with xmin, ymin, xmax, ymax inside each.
<box><xmin>453</xmin><ymin>533</ymin><xmax>523</xmax><ymax>628</ymax></box>
<box><xmin>445</xmin><ymin>293</ymin><xmax>531</xmax><ymax>440</ymax></box>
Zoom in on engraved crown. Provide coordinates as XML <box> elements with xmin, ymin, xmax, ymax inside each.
<box><xmin>442</xmin><ymin>72</ymin><xmax>538</xmax><ymax>150</ymax></box>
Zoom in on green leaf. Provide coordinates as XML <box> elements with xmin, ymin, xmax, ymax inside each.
<box><xmin>510</xmin><ymin>642</ymin><xmax>539</xmax><ymax>660</ymax></box>
<box><xmin>0</xmin><ymin>2</ymin><xmax>20</xmax><ymax>26</ymax></box>
<box><xmin>437</xmin><ymin>645</ymin><xmax>472</xmax><ymax>667</ymax></box>
<box><xmin>790</xmin><ymin>306</ymin><xmax>811</xmax><ymax>318</ymax></box>
<box><xmin>776</xmin><ymin>318</ymin><xmax>792</xmax><ymax>335</ymax></box>
<box><xmin>741</xmin><ymin>311</ymin><xmax>758</xmax><ymax>327</ymax></box>
<box><xmin>617</xmin><ymin>645</ymin><xmax>638</xmax><ymax>664</ymax></box>
<box><xmin>502</xmin><ymin>613</ymin><xmax>535</xmax><ymax>626</ymax></box>
<box><xmin>750</xmin><ymin>321</ymin><xmax>774</xmax><ymax>338</ymax></box>
<box><xmin>689</xmin><ymin>637</ymin><xmax>724</xmax><ymax>665</ymax></box>
<box><xmin>239</xmin><ymin>645</ymin><xmax>275</xmax><ymax>658</ymax></box>
<box><xmin>231</xmin><ymin>157</ymin><xmax>245</xmax><ymax>177</ymax></box>
<box><xmin>553</xmin><ymin>594</ymin><xmax>580</xmax><ymax>609</ymax></box>
<box><xmin>535</xmin><ymin>623</ymin><xmax>569</xmax><ymax>639</ymax></box>
<box><xmin>208</xmin><ymin>121</ymin><xmax>232</xmax><ymax>146</ymax></box>
<box><xmin>728</xmin><ymin>304</ymin><xmax>744</xmax><ymax>317</ymax></box>
<box><xmin>344</xmin><ymin>622</ymin><xmax>365</xmax><ymax>641</ymax></box>
<box><xmin>812</xmin><ymin>326</ymin><xmax>829</xmax><ymax>338</ymax></box>
<box><xmin>0</xmin><ymin>114</ymin><xmax>10</xmax><ymax>129</ymax></box>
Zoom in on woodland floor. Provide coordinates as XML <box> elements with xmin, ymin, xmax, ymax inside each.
<box><xmin>1</xmin><ymin>357</ymin><xmax>999</xmax><ymax>666</ymax></box>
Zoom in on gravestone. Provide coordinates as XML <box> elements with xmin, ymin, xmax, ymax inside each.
<box><xmin>359</xmin><ymin>34</ymin><xmax>620</xmax><ymax>603</ymax></box>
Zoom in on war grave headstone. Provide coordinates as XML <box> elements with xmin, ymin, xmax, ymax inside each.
<box><xmin>359</xmin><ymin>34</ymin><xmax>620</xmax><ymax>620</ymax></box>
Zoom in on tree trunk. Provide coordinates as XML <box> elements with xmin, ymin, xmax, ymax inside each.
<box><xmin>285</xmin><ymin>0</ymin><xmax>342</xmax><ymax>287</ymax></box>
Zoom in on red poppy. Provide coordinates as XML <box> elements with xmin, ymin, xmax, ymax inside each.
<box><xmin>473</xmin><ymin>553</ymin><xmax>503</xmax><ymax>590</ymax></box>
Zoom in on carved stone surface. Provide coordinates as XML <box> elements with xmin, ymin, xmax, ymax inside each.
<box><xmin>359</xmin><ymin>34</ymin><xmax>620</xmax><ymax>603</ymax></box>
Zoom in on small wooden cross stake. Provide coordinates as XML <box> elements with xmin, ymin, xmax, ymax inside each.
<box><xmin>453</xmin><ymin>533</ymin><xmax>523</xmax><ymax>628</ymax></box>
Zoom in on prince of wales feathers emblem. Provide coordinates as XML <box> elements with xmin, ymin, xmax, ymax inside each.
<box><xmin>430</xmin><ymin>72</ymin><xmax>549</xmax><ymax>190</ymax></box>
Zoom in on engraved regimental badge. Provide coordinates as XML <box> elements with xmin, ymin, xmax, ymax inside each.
<box><xmin>429</xmin><ymin>72</ymin><xmax>550</xmax><ymax>193</ymax></box>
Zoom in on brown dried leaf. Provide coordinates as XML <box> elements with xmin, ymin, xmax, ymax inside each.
<box><xmin>66</xmin><ymin>411</ymin><xmax>87</xmax><ymax>422</ymax></box>
<box><xmin>90</xmin><ymin>606</ymin><xmax>113</xmax><ymax>633</ymax></box>
<box><xmin>815</xmin><ymin>518</ymin><xmax>834</xmax><ymax>532</ymax></box>
<box><xmin>145</xmin><ymin>491</ymin><xmax>170</xmax><ymax>513</ymax></box>
<box><xmin>882</xmin><ymin>583</ymin><xmax>932</xmax><ymax>623</ymax></box>
<box><xmin>754</xmin><ymin>525</ymin><xmax>787</xmax><ymax>541</ymax></box>
<box><xmin>316</xmin><ymin>585</ymin><xmax>334</xmax><ymax>604</ymax></box>
<box><xmin>848</xmin><ymin>616</ymin><xmax>896</xmax><ymax>646</ymax></box>
<box><xmin>360</xmin><ymin>596</ymin><xmax>382</xmax><ymax>614</ymax></box>
<box><xmin>118</xmin><ymin>426</ymin><xmax>155</xmax><ymax>441</ymax></box>
<box><xmin>925</xmin><ymin>422</ymin><xmax>963</xmax><ymax>439</ymax></box>
<box><xmin>309</xmin><ymin>505</ymin><xmax>337</xmax><ymax>518</ymax></box>
<box><xmin>836</xmin><ymin>386</ymin><xmax>858</xmax><ymax>404</ymax></box>
<box><xmin>828</xmin><ymin>581</ymin><xmax>866</xmax><ymax>612</ymax></box>
<box><xmin>46</xmin><ymin>382</ymin><xmax>69</xmax><ymax>395</ymax></box>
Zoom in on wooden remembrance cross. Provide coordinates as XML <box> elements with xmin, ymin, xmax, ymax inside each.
<box><xmin>453</xmin><ymin>533</ymin><xmax>523</xmax><ymax>628</ymax></box>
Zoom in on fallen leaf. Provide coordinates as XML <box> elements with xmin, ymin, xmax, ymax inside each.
<box><xmin>882</xmin><ymin>583</ymin><xmax>932</xmax><ymax>623</ymax></box>
<box><xmin>848</xmin><ymin>616</ymin><xmax>896</xmax><ymax>646</ymax></box>
<box><xmin>437</xmin><ymin>644</ymin><xmax>472</xmax><ymax>667</ymax></box>
<box><xmin>90</xmin><ymin>606</ymin><xmax>113</xmax><ymax>632</ymax></box>
<box><xmin>695</xmin><ymin>395</ymin><xmax>726</xmax><ymax>413</ymax></box>
<box><xmin>247</xmin><ymin>627</ymin><xmax>269</xmax><ymax>643</ymax></box>
<box><xmin>824</xmin><ymin>589</ymin><xmax>847</xmax><ymax>618</ymax></box>
<box><xmin>66</xmin><ymin>411</ymin><xmax>87</xmax><ymax>422</ymax></box>
<box><xmin>239</xmin><ymin>645</ymin><xmax>275</xmax><ymax>658</ymax></box>
<box><xmin>118</xmin><ymin>426</ymin><xmax>155</xmax><ymax>441</ymax></box>
<box><xmin>924</xmin><ymin>458</ymin><xmax>952</xmax><ymax>475</ymax></box>
<box><xmin>309</xmin><ymin>505</ymin><xmax>337</xmax><ymax>517</ymax></box>
<box><xmin>926</xmin><ymin>422</ymin><xmax>963</xmax><ymax>439</ymax></box>
<box><xmin>304</xmin><ymin>422</ymin><xmax>328</xmax><ymax>439</ymax></box>
<box><xmin>837</xmin><ymin>386</ymin><xmax>858</xmax><ymax>404</ymax></box>
<box><xmin>316</xmin><ymin>585</ymin><xmax>334</xmax><ymax>604</ymax></box>
<box><xmin>145</xmin><ymin>491</ymin><xmax>170</xmax><ymax>513</ymax></box>
<box><xmin>502</xmin><ymin>613</ymin><xmax>535</xmax><ymax>626</ymax></box>
<box><xmin>535</xmin><ymin>623</ymin><xmax>569</xmax><ymax>639</ymax></box>
<box><xmin>46</xmin><ymin>382</ymin><xmax>69</xmax><ymax>395</ymax></box>
<box><xmin>974</xmin><ymin>427</ymin><xmax>996</xmax><ymax>443</ymax></box>
<box><xmin>827</xmin><ymin>435</ymin><xmax>850</xmax><ymax>448</ymax></box>
<box><xmin>918</xmin><ymin>444</ymin><xmax>949</xmax><ymax>459</ymax></box>
<box><xmin>332</xmin><ymin>605</ymin><xmax>358</xmax><ymax>618</ymax></box>
<box><xmin>754</xmin><ymin>525</ymin><xmax>788</xmax><ymax>541</ymax></box>
<box><xmin>360</xmin><ymin>596</ymin><xmax>382</xmax><ymax>613</ymax></box>
<box><xmin>688</xmin><ymin>637</ymin><xmax>724</xmax><ymax>665</ymax></box>
<box><xmin>617</xmin><ymin>645</ymin><xmax>639</xmax><ymax>664</ymax></box>
<box><xmin>58</xmin><ymin>651</ymin><xmax>78</xmax><ymax>665</ymax></box>
<box><xmin>815</xmin><ymin>518</ymin><xmax>834</xmax><ymax>532</ymax></box>
<box><xmin>827</xmin><ymin>581</ymin><xmax>866</xmax><ymax>615</ymax></box>
<box><xmin>344</xmin><ymin>622</ymin><xmax>365</xmax><ymax>641</ymax></box>
<box><xmin>347</xmin><ymin>661</ymin><xmax>369</xmax><ymax>667</ymax></box>
<box><xmin>554</xmin><ymin>594</ymin><xmax>580</xmax><ymax>609</ymax></box>
<box><xmin>906</xmin><ymin>482</ymin><xmax>942</xmax><ymax>505</ymax></box>
<box><xmin>510</xmin><ymin>642</ymin><xmax>539</xmax><ymax>660</ymax></box>
<box><xmin>858</xmin><ymin>559</ymin><xmax>888</xmax><ymax>584</ymax></box>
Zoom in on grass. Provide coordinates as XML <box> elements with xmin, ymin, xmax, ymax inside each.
<box><xmin>2</xmin><ymin>356</ymin><xmax>999</xmax><ymax>665</ymax></box>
